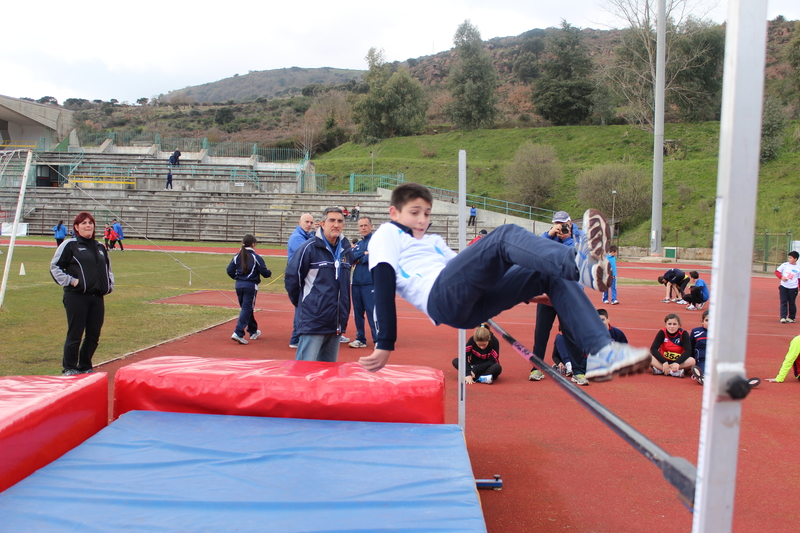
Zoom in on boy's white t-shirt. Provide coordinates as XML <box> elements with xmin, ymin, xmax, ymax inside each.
<box><xmin>777</xmin><ymin>261</ymin><xmax>800</xmax><ymax>289</ymax></box>
<box><xmin>368</xmin><ymin>222</ymin><xmax>457</xmax><ymax>319</ymax></box>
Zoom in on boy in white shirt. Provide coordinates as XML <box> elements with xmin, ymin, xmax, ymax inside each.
<box><xmin>359</xmin><ymin>183</ymin><xmax>649</xmax><ymax>381</ymax></box>
<box><xmin>776</xmin><ymin>251</ymin><xmax>800</xmax><ymax>323</ymax></box>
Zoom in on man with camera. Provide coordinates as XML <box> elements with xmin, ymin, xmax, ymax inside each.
<box><xmin>529</xmin><ymin>211</ymin><xmax>586</xmax><ymax>381</ymax></box>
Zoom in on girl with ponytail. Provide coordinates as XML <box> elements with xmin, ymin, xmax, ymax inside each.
<box><xmin>226</xmin><ymin>234</ymin><xmax>271</xmax><ymax>344</ymax></box>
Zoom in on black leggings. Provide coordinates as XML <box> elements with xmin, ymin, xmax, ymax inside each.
<box><xmin>452</xmin><ymin>358</ymin><xmax>502</xmax><ymax>380</ymax></box>
<box><xmin>62</xmin><ymin>291</ymin><xmax>105</xmax><ymax>371</ymax></box>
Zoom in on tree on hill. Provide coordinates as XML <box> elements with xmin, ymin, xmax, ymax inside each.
<box><xmin>505</xmin><ymin>142</ymin><xmax>561</xmax><ymax>207</ymax></box>
<box><xmin>601</xmin><ymin>0</ymin><xmax>725</xmax><ymax>129</ymax></box>
<box><xmin>576</xmin><ymin>163</ymin><xmax>652</xmax><ymax>227</ymax></box>
<box><xmin>532</xmin><ymin>21</ymin><xmax>596</xmax><ymax>126</ymax></box>
<box><xmin>352</xmin><ymin>47</ymin><xmax>427</xmax><ymax>143</ymax></box>
<box><xmin>445</xmin><ymin>20</ymin><xmax>499</xmax><ymax>129</ymax></box>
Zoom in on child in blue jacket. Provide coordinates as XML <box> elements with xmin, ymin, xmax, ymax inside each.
<box><xmin>227</xmin><ymin>234</ymin><xmax>271</xmax><ymax>344</ymax></box>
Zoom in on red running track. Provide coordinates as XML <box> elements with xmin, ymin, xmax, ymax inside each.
<box><xmin>87</xmin><ymin>253</ymin><xmax>800</xmax><ymax>533</ymax></box>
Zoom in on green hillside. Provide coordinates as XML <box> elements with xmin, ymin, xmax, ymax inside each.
<box><xmin>313</xmin><ymin>122</ymin><xmax>800</xmax><ymax>248</ymax></box>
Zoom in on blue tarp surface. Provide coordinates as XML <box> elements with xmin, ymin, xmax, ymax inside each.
<box><xmin>0</xmin><ymin>411</ymin><xmax>486</xmax><ymax>532</ymax></box>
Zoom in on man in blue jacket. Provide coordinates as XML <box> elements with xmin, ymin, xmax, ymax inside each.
<box><xmin>285</xmin><ymin>208</ymin><xmax>352</xmax><ymax>362</ymax></box>
<box><xmin>349</xmin><ymin>216</ymin><xmax>377</xmax><ymax>348</ymax></box>
<box><xmin>286</xmin><ymin>213</ymin><xmax>314</xmax><ymax>348</ymax></box>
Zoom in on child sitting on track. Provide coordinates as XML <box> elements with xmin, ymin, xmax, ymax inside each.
<box><xmin>453</xmin><ymin>324</ymin><xmax>501</xmax><ymax>384</ymax></box>
<box><xmin>766</xmin><ymin>335</ymin><xmax>800</xmax><ymax>383</ymax></box>
<box><xmin>357</xmin><ymin>182</ymin><xmax>650</xmax><ymax>381</ymax></box>
<box><xmin>650</xmin><ymin>313</ymin><xmax>695</xmax><ymax>378</ymax></box>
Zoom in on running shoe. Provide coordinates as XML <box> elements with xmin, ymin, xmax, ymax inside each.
<box><xmin>652</xmin><ymin>367</ymin><xmax>665</xmax><ymax>375</ymax></box>
<box><xmin>349</xmin><ymin>340</ymin><xmax>367</xmax><ymax>348</ymax></box>
<box><xmin>249</xmin><ymin>330</ymin><xmax>261</xmax><ymax>341</ymax></box>
<box><xmin>571</xmin><ymin>374</ymin><xmax>589</xmax><ymax>386</ymax></box>
<box><xmin>339</xmin><ymin>335</ymin><xmax>351</xmax><ymax>343</ymax></box>
<box><xmin>691</xmin><ymin>365</ymin><xmax>704</xmax><ymax>385</ymax></box>
<box><xmin>575</xmin><ymin>209</ymin><xmax>612</xmax><ymax>292</ymax></box>
<box><xmin>231</xmin><ymin>333</ymin><xmax>248</xmax><ymax>345</ymax></box>
<box><xmin>529</xmin><ymin>369</ymin><xmax>545</xmax><ymax>381</ymax></box>
<box><xmin>586</xmin><ymin>342</ymin><xmax>650</xmax><ymax>381</ymax></box>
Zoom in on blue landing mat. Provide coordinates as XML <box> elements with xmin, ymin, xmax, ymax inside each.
<box><xmin>0</xmin><ymin>411</ymin><xmax>486</xmax><ymax>532</ymax></box>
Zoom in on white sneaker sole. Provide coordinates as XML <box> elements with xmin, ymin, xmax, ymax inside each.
<box><xmin>586</xmin><ymin>347</ymin><xmax>650</xmax><ymax>382</ymax></box>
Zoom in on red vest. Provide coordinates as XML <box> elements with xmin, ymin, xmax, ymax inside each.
<box><xmin>659</xmin><ymin>328</ymin><xmax>685</xmax><ymax>361</ymax></box>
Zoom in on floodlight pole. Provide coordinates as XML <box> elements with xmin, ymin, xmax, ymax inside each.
<box><xmin>457</xmin><ymin>150</ymin><xmax>467</xmax><ymax>430</ymax></box>
<box><xmin>693</xmin><ymin>1</ymin><xmax>768</xmax><ymax>532</ymax></box>
<box><xmin>0</xmin><ymin>150</ymin><xmax>34</xmax><ymax>310</ymax></box>
<box><xmin>650</xmin><ymin>0</ymin><xmax>666</xmax><ymax>256</ymax></box>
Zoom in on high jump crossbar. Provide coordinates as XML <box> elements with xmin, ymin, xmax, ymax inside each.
<box><xmin>486</xmin><ymin>318</ymin><xmax>697</xmax><ymax>507</ymax></box>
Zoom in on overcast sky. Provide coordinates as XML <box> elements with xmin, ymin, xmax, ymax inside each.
<box><xmin>3</xmin><ymin>0</ymin><xmax>798</xmax><ymax>105</ymax></box>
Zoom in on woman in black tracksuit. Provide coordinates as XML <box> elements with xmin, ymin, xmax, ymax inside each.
<box><xmin>50</xmin><ymin>212</ymin><xmax>114</xmax><ymax>375</ymax></box>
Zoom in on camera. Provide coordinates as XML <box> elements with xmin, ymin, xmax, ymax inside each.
<box><xmin>560</xmin><ymin>223</ymin><xmax>570</xmax><ymax>234</ymax></box>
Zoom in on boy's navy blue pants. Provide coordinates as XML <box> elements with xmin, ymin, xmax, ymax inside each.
<box><xmin>779</xmin><ymin>285</ymin><xmax>797</xmax><ymax>320</ymax></box>
<box><xmin>352</xmin><ymin>284</ymin><xmax>377</xmax><ymax>344</ymax></box>
<box><xmin>426</xmin><ymin>224</ymin><xmax>611</xmax><ymax>356</ymax></box>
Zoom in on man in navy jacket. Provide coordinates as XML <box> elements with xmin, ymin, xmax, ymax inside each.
<box><xmin>285</xmin><ymin>208</ymin><xmax>352</xmax><ymax>362</ymax></box>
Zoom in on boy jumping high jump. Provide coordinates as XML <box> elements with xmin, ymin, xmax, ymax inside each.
<box><xmin>358</xmin><ymin>183</ymin><xmax>650</xmax><ymax>381</ymax></box>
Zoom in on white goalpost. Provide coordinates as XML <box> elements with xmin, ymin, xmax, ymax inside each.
<box><xmin>0</xmin><ymin>150</ymin><xmax>34</xmax><ymax>310</ymax></box>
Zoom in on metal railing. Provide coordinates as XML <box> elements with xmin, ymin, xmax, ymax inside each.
<box><xmin>754</xmin><ymin>231</ymin><xmax>794</xmax><ymax>272</ymax></box>
<box><xmin>76</xmin><ymin>132</ymin><xmax>306</xmax><ymax>163</ymax></box>
<box><xmin>349</xmin><ymin>174</ymin><xmax>405</xmax><ymax>193</ymax></box>
<box><xmin>425</xmin><ymin>185</ymin><xmax>556</xmax><ymax>223</ymax></box>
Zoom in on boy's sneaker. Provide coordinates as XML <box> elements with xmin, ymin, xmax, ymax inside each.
<box><xmin>748</xmin><ymin>377</ymin><xmax>761</xmax><ymax>388</ymax></box>
<box><xmin>602</xmin><ymin>300</ymin><xmax>609</xmax><ymax>304</ymax></box>
<box><xmin>611</xmin><ymin>300</ymin><xmax>619</xmax><ymax>305</ymax></box>
<box><xmin>477</xmin><ymin>375</ymin><xmax>493</xmax><ymax>384</ymax></box>
<box><xmin>691</xmin><ymin>365</ymin><xmax>704</xmax><ymax>385</ymax></box>
<box><xmin>652</xmin><ymin>367</ymin><xmax>664</xmax><ymax>375</ymax></box>
<box><xmin>349</xmin><ymin>340</ymin><xmax>367</xmax><ymax>348</ymax></box>
<box><xmin>289</xmin><ymin>343</ymin><xmax>298</xmax><ymax>348</ymax></box>
<box><xmin>339</xmin><ymin>335</ymin><xmax>351</xmax><ymax>343</ymax></box>
<box><xmin>780</xmin><ymin>318</ymin><xmax>788</xmax><ymax>324</ymax></box>
<box><xmin>62</xmin><ymin>369</ymin><xmax>81</xmax><ymax>376</ymax></box>
<box><xmin>565</xmin><ymin>362</ymin><xmax>573</xmax><ymax>377</ymax></box>
<box><xmin>231</xmin><ymin>333</ymin><xmax>248</xmax><ymax>345</ymax></box>
<box><xmin>670</xmin><ymin>369</ymin><xmax>685</xmax><ymax>378</ymax></box>
<box><xmin>697</xmin><ymin>302</ymin><xmax>705</xmax><ymax>310</ymax></box>
<box><xmin>676</xmin><ymin>299</ymin><xmax>688</xmax><ymax>305</ymax></box>
<box><xmin>788</xmin><ymin>319</ymin><xmax>796</xmax><ymax>323</ymax></box>
<box><xmin>528</xmin><ymin>369</ymin><xmax>545</xmax><ymax>381</ymax></box>
<box><xmin>571</xmin><ymin>374</ymin><xmax>589</xmax><ymax>386</ymax></box>
<box><xmin>686</xmin><ymin>304</ymin><xmax>697</xmax><ymax>311</ymax></box>
<box><xmin>249</xmin><ymin>330</ymin><xmax>261</xmax><ymax>341</ymax></box>
<box><xmin>585</xmin><ymin>342</ymin><xmax>650</xmax><ymax>381</ymax></box>
<box><xmin>660</xmin><ymin>298</ymin><xmax>672</xmax><ymax>303</ymax></box>
<box><xmin>575</xmin><ymin>209</ymin><xmax>612</xmax><ymax>293</ymax></box>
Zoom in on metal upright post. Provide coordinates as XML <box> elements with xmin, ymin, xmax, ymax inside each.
<box><xmin>650</xmin><ymin>0</ymin><xmax>666</xmax><ymax>256</ymax></box>
<box><xmin>0</xmin><ymin>151</ymin><xmax>34</xmax><ymax>310</ymax></box>
<box><xmin>693</xmin><ymin>1</ymin><xmax>768</xmax><ymax>531</ymax></box>
<box><xmin>457</xmin><ymin>150</ymin><xmax>467</xmax><ymax>430</ymax></box>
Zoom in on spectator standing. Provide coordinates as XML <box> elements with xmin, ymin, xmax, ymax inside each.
<box><xmin>529</xmin><ymin>210</ymin><xmax>584</xmax><ymax>382</ymax></box>
<box><xmin>602</xmin><ymin>245</ymin><xmax>619</xmax><ymax>304</ymax></box>
<box><xmin>285</xmin><ymin>208</ymin><xmax>352</xmax><ymax>362</ymax></box>
<box><xmin>49</xmin><ymin>212</ymin><xmax>114</xmax><ymax>375</ymax></box>
<box><xmin>111</xmin><ymin>218</ymin><xmax>125</xmax><ymax>252</ymax></box>
<box><xmin>227</xmin><ymin>234</ymin><xmax>271</xmax><ymax>345</ymax></box>
<box><xmin>52</xmin><ymin>220</ymin><xmax>67</xmax><ymax>246</ymax></box>
<box><xmin>165</xmin><ymin>170</ymin><xmax>173</xmax><ymax>190</ymax></box>
<box><xmin>349</xmin><ymin>216</ymin><xmax>377</xmax><ymax>348</ymax></box>
<box><xmin>776</xmin><ymin>251</ymin><xmax>800</xmax><ymax>323</ymax></box>
<box><xmin>468</xmin><ymin>205</ymin><xmax>477</xmax><ymax>226</ymax></box>
<box><xmin>286</xmin><ymin>213</ymin><xmax>314</xmax><ymax>348</ymax></box>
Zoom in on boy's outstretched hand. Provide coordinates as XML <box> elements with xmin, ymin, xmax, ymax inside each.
<box><xmin>359</xmin><ymin>349</ymin><xmax>392</xmax><ymax>372</ymax></box>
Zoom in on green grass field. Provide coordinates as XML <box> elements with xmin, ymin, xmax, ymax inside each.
<box><xmin>0</xmin><ymin>245</ymin><xmax>288</xmax><ymax>376</ymax></box>
<box><xmin>314</xmin><ymin>122</ymin><xmax>800</xmax><ymax>248</ymax></box>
